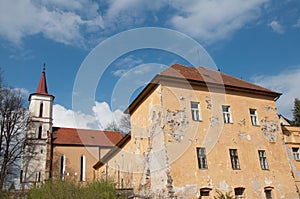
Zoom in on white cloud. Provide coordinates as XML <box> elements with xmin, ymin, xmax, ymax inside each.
<box><xmin>169</xmin><ymin>0</ymin><xmax>268</xmax><ymax>43</ymax></box>
<box><xmin>268</xmin><ymin>20</ymin><xmax>285</xmax><ymax>34</ymax></box>
<box><xmin>0</xmin><ymin>0</ymin><xmax>103</xmax><ymax>46</ymax></box>
<box><xmin>252</xmin><ymin>66</ymin><xmax>300</xmax><ymax>119</ymax></box>
<box><xmin>112</xmin><ymin>55</ymin><xmax>143</xmax><ymax>77</ymax></box>
<box><xmin>53</xmin><ymin>101</ymin><xmax>126</xmax><ymax>130</ymax></box>
<box><xmin>0</xmin><ymin>0</ymin><xmax>270</xmax><ymax>47</ymax></box>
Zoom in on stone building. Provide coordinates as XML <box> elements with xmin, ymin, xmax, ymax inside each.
<box><xmin>21</xmin><ymin>68</ymin><xmax>122</xmax><ymax>189</ymax></box>
<box><xmin>93</xmin><ymin>64</ymin><xmax>299</xmax><ymax>198</ymax></box>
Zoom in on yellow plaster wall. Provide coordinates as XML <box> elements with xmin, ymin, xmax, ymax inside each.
<box><xmin>52</xmin><ymin>145</ymin><xmax>111</xmax><ymax>182</ymax></box>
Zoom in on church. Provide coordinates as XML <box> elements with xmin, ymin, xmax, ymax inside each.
<box><xmin>20</xmin><ymin>68</ymin><xmax>123</xmax><ymax>189</ymax></box>
<box><xmin>21</xmin><ymin>64</ymin><xmax>300</xmax><ymax>198</ymax></box>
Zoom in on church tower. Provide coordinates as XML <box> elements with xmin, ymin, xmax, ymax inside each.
<box><xmin>21</xmin><ymin>67</ymin><xmax>54</xmax><ymax>189</ymax></box>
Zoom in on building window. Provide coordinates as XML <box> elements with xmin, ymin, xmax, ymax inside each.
<box><xmin>264</xmin><ymin>187</ymin><xmax>273</xmax><ymax>199</ymax></box>
<box><xmin>20</xmin><ymin>170</ymin><xmax>23</xmax><ymax>183</ymax></box>
<box><xmin>200</xmin><ymin>188</ymin><xmax>211</xmax><ymax>199</ymax></box>
<box><xmin>197</xmin><ymin>147</ymin><xmax>208</xmax><ymax>169</ymax></box>
<box><xmin>229</xmin><ymin>149</ymin><xmax>240</xmax><ymax>170</ymax></box>
<box><xmin>38</xmin><ymin>172</ymin><xmax>41</xmax><ymax>182</ymax></box>
<box><xmin>39</xmin><ymin>103</ymin><xmax>43</xmax><ymax>117</ymax></box>
<box><xmin>292</xmin><ymin>147</ymin><xmax>300</xmax><ymax>161</ymax></box>
<box><xmin>222</xmin><ymin>105</ymin><xmax>231</xmax><ymax>123</ymax></box>
<box><xmin>258</xmin><ymin>150</ymin><xmax>269</xmax><ymax>170</ymax></box>
<box><xmin>80</xmin><ymin>155</ymin><xmax>86</xmax><ymax>181</ymax></box>
<box><xmin>60</xmin><ymin>155</ymin><xmax>65</xmax><ymax>179</ymax></box>
<box><xmin>234</xmin><ymin>187</ymin><xmax>245</xmax><ymax>199</ymax></box>
<box><xmin>38</xmin><ymin>126</ymin><xmax>42</xmax><ymax>139</ymax></box>
<box><xmin>250</xmin><ymin>109</ymin><xmax>258</xmax><ymax>125</ymax></box>
<box><xmin>191</xmin><ymin>102</ymin><xmax>201</xmax><ymax>121</ymax></box>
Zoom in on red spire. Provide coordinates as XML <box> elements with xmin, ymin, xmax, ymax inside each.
<box><xmin>36</xmin><ymin>65</ymin><xmax>48</xmax><ymax>95</ymax></box>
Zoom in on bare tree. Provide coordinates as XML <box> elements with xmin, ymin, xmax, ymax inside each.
<box><xmin>0</xmin><ymin>88</ymin><xmax>30</xmax><ymax>189</ymax></box>
<box><xmin>119</xmin><ymin>114</ymin><xmax>131</xmax><ymax>134</ymax></box>
<box><xmin>104</xmin><ymin>114</ymin><xmax>131</xmax><ymax>135</ymax></box>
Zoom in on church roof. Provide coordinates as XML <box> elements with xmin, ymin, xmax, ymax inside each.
<box><xmin>36</xmin><ymin>67</ymin><xmax>49</xmax><ymax>95</ymax></box>
<box><xmin>52</xmin><ymin>127</ymin><xmax>123</xmax><ymax>147</ymax></box>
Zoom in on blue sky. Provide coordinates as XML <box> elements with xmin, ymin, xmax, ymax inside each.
<box><xmin>0</xmin><ymin>0</ymin><xmax>299</xmax><ymax>129</ymax></box>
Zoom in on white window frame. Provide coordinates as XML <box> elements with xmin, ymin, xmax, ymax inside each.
<box><xmin>229</xmin><ymin>149</ymin><xmax>240</xmax><ymax>170</ymax></box>
<box><xmin>258</xmin><ymin>150</ymin><xmax>269</xmax><ymax>170</ymax></box>
<box><xmin>222</xmin><ymin>105</ymin><xmax>232</xmax><ymax>123</ymax></box>
<box><xmin>197</xmin><ymin>147</ymin><xmax>208</xmax><ymax>169</ymax></box>
<box><xmin>292</xmin><ymin>147</ymin><xmax>300</xmax><ymax>161</ymax></box>
<box><xmin>191</xmin><ymin>102</ymin><xmax>201</xmax><ymax>121</ymax></box>
<box><xmin>80</xmin><ymin>155</ymin><xmax>86</xmax><ymax>181</ymax></box>
<box><xmin>250</xmin><ymin>109</ymin><xmax>259</xmax><ymax>125</ymax></box>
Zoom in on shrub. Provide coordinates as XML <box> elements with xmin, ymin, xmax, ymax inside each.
<box><xmin>27</xmin><ymin>179</ymin><xmax>118</xmax><ymax>199</ymax></box>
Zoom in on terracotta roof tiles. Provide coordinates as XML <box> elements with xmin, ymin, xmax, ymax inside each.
<box><xmin>52</xmin><ymin>127</ymin><xmax>123</xmax><ymax>147</ymax></box>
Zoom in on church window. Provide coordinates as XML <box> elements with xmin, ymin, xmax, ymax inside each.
<box><xmin>38</xmin><ymin>126</ymin><xmax>42</xmax><ymax>139</ymax></box>
<box><xmin>60</xmin><ymin>155</ymin><xmax>65</xmax><ymax>179</ymax></box>
<box><xmin>39</xmin><ymin>103</ymin><xmax>43</xmax><ymax>117</ymax></box>
<box><xmin>80</xmin><ymin>155</ymin><xmax>86</xmax><ymax>181</ymax></box>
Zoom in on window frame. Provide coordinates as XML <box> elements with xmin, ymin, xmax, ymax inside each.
<box><xmin>229</xmin><ymin>149</ymin><xmax>240</xmax><ymax>170</ymax></box>
<box><xmin>80</xmin><ymin>155</ymin><xmax>86</xmax><ymax>181</ymax></box>
<box><xmin>292</xmin><ymin>147</ymin><xmax>300</xmax><ymax>161</ymax></box>
<box><xmin>222</xmin><ymin>105</ymin><xmax>232</xmax><ymax>123</ymax></box>
<box><xmin>234</xmin><ymin>187</ymin><xmax>245</xmax><ymax>199</ymax></box>
<box><xmin>60</xmin><ymin>155</ymin><xmax>66</xmax><ymax>180</ymax></box>
<box><xmin>191</xmin><ymin>101</ymin><xmax>201</xmax><ymax>121</ymax></box>
<box><xmin>197</xmin><ymin>147</ymin><xmax>208</xmax><ymax>169</ymax></box>
<box><xmin>250</xmin><ymin>109</ymin><xmax>259</xmax><ymax>126</ymax></box>
<box><xmin>39</xmin><ymin>102</ymin><xmax>43</xmax><ymax>117</ymax></box>
<box><xmin>258</xmin><ymin>150</ymin><xmax>269</xmax><ymax>170</ymax></box>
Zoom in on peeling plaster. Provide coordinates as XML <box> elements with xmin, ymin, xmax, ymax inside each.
<box><xmin>166</xmin><ymin>109</ymin><xmax>189</xmax><ymax>142</ymax></box>
<box><xmin>265</xmin><ymin>105</ymin><xmax>275</xmax><ymax>111</ymax></box>
<box><xmin>219</xmin><ymin>180</ymin><xmax>230</xmax><ymax>191</ymax></box>
<box><xmin>205</xmin><ymin>96</ymin><xmax>212</xmax><ymax>109</ymax></box>
<box><xmin>251</xmin><ymin>180</ymin><xmax>262</xmax><ymax>190</ymax></box>
<box><xmin>261</xmin><ymin>119</ymin><xmax>278</xmax><ymax>142</ymax></box>
<box><xmin>210</xmin><ymin>116</ymin><xmax>220</xmax><ymax>127</ymax></box>
<box><xmin>238</xmin><ymin>119</ymin><xmax>246</xmax><ymax>126</ymax></box>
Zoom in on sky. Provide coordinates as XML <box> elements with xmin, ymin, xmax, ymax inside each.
<box><xmin>0</xmin><ymin>0</ymin><xmax>300</xmax><ymax>130</ymax></box>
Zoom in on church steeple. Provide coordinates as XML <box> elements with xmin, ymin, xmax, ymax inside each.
<box><xmin>36</xmin><ymin>65</ymin><xmax>48</xmax><ymax>95</ymax></box>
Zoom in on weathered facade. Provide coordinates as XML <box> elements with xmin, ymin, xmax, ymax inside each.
<box><xmin>94</xmin><ymin>64</ymin><xmax>299</xmax><ymax>198</ymax></box>
<box><xmin>282</xmin><ymin>125</ymin><xmax>300</xmax><ymax>193</ymax></box>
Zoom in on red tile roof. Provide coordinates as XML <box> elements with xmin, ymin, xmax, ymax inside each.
<box><xmin>126</xmin><ymin>64</ymin><xmax>281</xmax><ymax>114</ymax></box>
<box><xmin>160</xmin><ymin>64</ymin><xmax>280</xmax><ymax>95</ymax></box>
<box><xmin>52</xmin><ymin>127</ymin><xmax>123</xmax><ymax>147</ymax></box>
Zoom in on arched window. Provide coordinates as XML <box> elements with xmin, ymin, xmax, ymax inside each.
<box><xmin>39</xmin><ymin>103</ymin><xmax>43</xmax><ymax>117</ymax></box>
<box><xmin>38</xmin><ymin>126</ymin><xmax>42</xmax><ymax>139</ymax></box>
<box><xmin>80</xmin><ymin>155</ymin><xmax>86</xmax><ymax>181</ymax></box>
<box><xmin>60</xmin><ymin>155</ymin><xmax>66</xmax><ymax>180</ymax></box>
